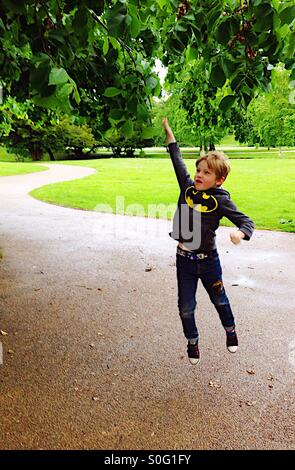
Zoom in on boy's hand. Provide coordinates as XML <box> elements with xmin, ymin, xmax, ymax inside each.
<box><xmin>162</xmin><ymin>117</ymin><xmax>176</xmax><ymax>144</ymax></box>
<box><xmin>230</xmin><ymin>230</ymin><xmax>245</xmax><ymax>245</ymax></box>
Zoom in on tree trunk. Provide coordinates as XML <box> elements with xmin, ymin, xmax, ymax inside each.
<box><xmin>278</xmin><ymin>146</ymin><xmax>283</xmax><ymax>158</ymax></box>
<box><xmin>30</xmin><ymin>144</ymin><xmax>43</xmax><ymax>161</ymax></box>
<box><xmin>74</xmin><ymin>147</ymin><xmax>84</xmax><ymax>158</ymax></box>
<box><xmin>46</xmin><ymin>147</ymin><xmax>55</xmax><ymax>161</ymax></box>
<box><xmin>209</xmin><ymin>143</ymin><xmax>215</xmax><ymax>151</ymax></box>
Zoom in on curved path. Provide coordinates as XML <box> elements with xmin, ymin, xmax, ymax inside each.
<box><xmin>0</xmin><ymin>163</ymin><xmax>294</xmax><ymax>450</ymax></box>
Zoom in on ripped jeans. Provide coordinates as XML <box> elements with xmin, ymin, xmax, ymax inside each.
<box><xmin>176</xmin><ymin>249</ymin><xmax>235</xmax><ymax>341</ymax></box>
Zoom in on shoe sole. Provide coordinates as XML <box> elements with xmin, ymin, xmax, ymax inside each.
<box><xmin>227</xmin><ymin>346</ymin><xmax>238</xmax><ymax>353</ymax></box>
<box><xmin>189</xmin><ymin>358</ymin><xmax>200</xmax><ymax>365</ymax></box>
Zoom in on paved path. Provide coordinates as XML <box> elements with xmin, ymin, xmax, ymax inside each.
<box><xmin>0</xmin><ymin>163</ymin><xmax>294</xmax><ymax>450</ymax></box>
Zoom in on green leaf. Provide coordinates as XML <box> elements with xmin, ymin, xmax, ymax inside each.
<box><xmin>156</xmin><ymin>0</ymin><xmax>167</xmax><ymax>8</ymax></box>
<box><xmin>107</xmin><ymin>2</ymin><xmax>128</xmax><ymax>38</ymax></box>
<box><xmin>109</xmin><ymin>108</ymin><xmax>124</xmax><ymax>120</ymax></box>
<box><xmin>216</xmin><ymin>18</ymin><xmax>240</xmax><ymax>45</ymax></box>
<box><xmin>49</xmin><ymin>68</ymin><xmax>70</xmax><ymax>86</ymax></box>
<box><xmin>121</xmin><ymin>120</ymin><xmax>133</xmax><ymax>138</ymax></box>
<box><xmin>253</xmin><ymin>3</ymin><xmax>274</xmax><ymax>32</ymax></box>
<box><xmin>103</xmin><ymin>37</ymin><xmax>109</xmax><ymax>55</ymax></box>
<box><xmin>219</xmin><ymin>95</ymin><xmax>236</xmax><ymax>112</ymax></box>
<box><xmin>222</xmin><ymin>58</ymin><xmax>238</xmax><ymax>78</ymax></box>
<box><xmin>286</xmin><ymin>31</ymin><xmax>295</xmax><ymax>58</ymax></box>
<box><xmin>186</xmin><ymin>46</ymin><xmax>198</xmax><ymax>61</ymax></box>
<box><xmin>175</xmin><ymin>21</ymin><xmax>187</xmax><ymax>32</ymax></box>
<box><xmin>71</xmin><ymin>81</ymin><xmax>80</xmax><ymax>105</ymax></box>
<box><xmin>142</xmin><ymin>127</ymin><xmax>155</xmax><ymax>139</ymax></box>
<box><xmin>210</xmin><ymin>64</ymin><xmax>226</xmax><ymax>88</ymax></box>
<box><xmin>146</xmin><ymin>76</ymin><xmax>158</xmax><ymax>90</ymax></box>
<box><xmin>279</xmin><ymin>6</ymin><xmax>295</xmax><ymax>25</ymax></box>
<box><xmin>103</xmin><ymin>87</ymin><xmax>121</xmax><ymax>97</ymax></box>
<box><xmin>154</xmin><ymin>81</ymin><xmax>162</xmax><ymax>97</ymax></box>
<box><xmin>125</xmin><ymin>14</ymin><xmax>132</xmax><ymax>27</ymax></box>
<box><xmin>109</xmin><ymin>36</ymin><xmax>120</xmax><ymax>50</ymax></box>
<box><xmin>136</xmin><ymin>103</ymin><xmax>149</xmax><ymax>120</ymax></box>
<box><xmin>130</xmin><ymin>13</ymin><xmax>141</xmax><ymax>37</ymax></box>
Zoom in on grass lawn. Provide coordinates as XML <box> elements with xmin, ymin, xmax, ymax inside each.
<box><xmin>31</xmin><ymin>158</ymin><xmax>295</xmax><ymax>232</ymax></box>
<box><xmin>0</xmin><ymin>161</ymin><xmax>47</xmax><ymax>176</ymax></box>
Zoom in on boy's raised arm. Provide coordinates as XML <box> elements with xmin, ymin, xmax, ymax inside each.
<box><xmin>162</xmin><ymin>117</ymin><xmax>176</xmax><ymax>145</ymax></box>
<box><xmin>162</xmin><ymin>118</ymin><xmax>192</xmax><ymax>190</ymax></box>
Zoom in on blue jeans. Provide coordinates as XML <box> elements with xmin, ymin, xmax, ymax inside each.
<box><xmin>176</xmin><ymin>249</ymin><xmax>235</xmax><ymax>341</ymax></box>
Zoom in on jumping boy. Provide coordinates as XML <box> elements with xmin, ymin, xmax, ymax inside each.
<box><xmin>162</xmin><ymin>118</ymin><xmax>254</xmax><ymax>365</ymax></box>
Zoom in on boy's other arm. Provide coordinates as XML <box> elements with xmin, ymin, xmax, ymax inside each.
<box><xmin>220</xmin><ymin>196</ymin><xmax>254</xmax><ymax>244</ymax></box>
<box><xmin>162</xmin><ymin>118</ymin><xmax>192</xmax><ymax>190</ymax></box>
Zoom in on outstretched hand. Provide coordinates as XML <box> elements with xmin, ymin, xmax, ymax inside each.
<box><xmin>230</xmin><ymin>230</ymin><xmax>245</xmax><ymax>245</ymax></box>
<box><xmin>162</xmin><ymin>117</ymin><xmax>176</xmax><ymax>144</ymax></box>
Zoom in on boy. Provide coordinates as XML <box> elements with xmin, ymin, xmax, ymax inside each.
<box><xmin>162</xmin><ymin>118</ymin><xmax>254</xmax><ymax>365</ymax></box>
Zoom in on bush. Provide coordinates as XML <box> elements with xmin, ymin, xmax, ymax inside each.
<box><xmin>44</xmin><ymin>118</ymin><xmax>96</xmax><ymax>159</ymax></box>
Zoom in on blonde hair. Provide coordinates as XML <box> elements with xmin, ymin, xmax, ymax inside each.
<box><xmin>196</xmin><ymin>151</ymin><xmax>231</xmax><ymax>181</ymax></box>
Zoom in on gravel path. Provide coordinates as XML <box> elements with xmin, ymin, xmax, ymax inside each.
<box><xmin>0</xmin><ymin>163</ymin><xmax>294</xmax><ymax>450</ymax></box>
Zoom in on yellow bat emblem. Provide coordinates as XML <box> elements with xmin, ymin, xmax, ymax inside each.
<box><xmin>185</xmin><ymin>187</ymin><xmax>218</xmax><ymax>213</ymax></box>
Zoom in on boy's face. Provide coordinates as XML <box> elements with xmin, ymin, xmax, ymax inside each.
<box><xmin>194</xmin><ymin>160</ymin><xmax>224</xmax><ymax>190</ymax></box>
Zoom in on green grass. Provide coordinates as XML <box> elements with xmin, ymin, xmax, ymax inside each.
<box><xmin>0</xmin><ymin>161</ymin><xmax>47</xmax><ymax>176</ymax></box>
<box><xmin>31</xmin><ymin>158</ymin><xmax>295</xmax><ymax>232</ymax></box>
<box><xmin>139</xmin><ymin>150</ymin><xmax>295</xmax><ymax>159</ymax></box>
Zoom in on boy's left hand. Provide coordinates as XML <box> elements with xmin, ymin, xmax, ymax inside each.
<box><xmin>230</xmin><ymin>230</ymin><xmax>245</xmax><ymax>245</ymax></box>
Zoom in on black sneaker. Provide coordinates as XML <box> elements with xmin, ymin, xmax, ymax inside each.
<box><xmin>187</xmin><ymin>341</ymin><xmax>200</xmax><ymax>365</ymax></box>
<box><xmin>226</xmin><ymin>330</ymin><xmax>238</xmax><ymax>353</ymax></box>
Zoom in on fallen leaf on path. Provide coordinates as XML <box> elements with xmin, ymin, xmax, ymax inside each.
<box><xmin>246</xmin><ymin>401</ymin><xmax>257</xmax><ymax>406</ymax></box>
<box><xmin>89</xmin><ymin>343</ymin><xmax>95</xmax><ymax>348</ymax></box>
<box><xmin>145</xmin><ymin>266</ymin><xmax>154</xmax><ymax>272</ymax></box>
<box><xmin>92</xmin><ymin>396</ymin><xmax>99</xmax><ymax>401</ymax></box>
<box><xmin>34</xmin><ymin>288</ymin><xmax>42</xmax><ymax>291</ymax></box>
<box><xmin>8</xmin><ymin>349</ymin><xmax>14</xmax><ymax>355</ymax></box>
<box><xmin>247</xmin><ymin>368</ymin><xmax>256</xmax><ymax>375</ymax></box>
<box><xmin>0</xmin><ymin>330</ymin><xmax>8</xmax><ymax>336</ymax></box>
<box><xmin>209</xmin><ymin>380</ymin><xmax>221</xmax><ymax>389</ymax></box>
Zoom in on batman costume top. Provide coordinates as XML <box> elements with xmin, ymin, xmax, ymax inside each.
<box><xmin>168</xmin><ymin>142</ymin><xmax>254</xmax><ymax>252</ymax></box>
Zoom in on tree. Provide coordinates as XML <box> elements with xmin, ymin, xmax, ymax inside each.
<box><xmin>0</xmin><ymin>0</ymin><xmax>161</xmax><ymax>150</ymax></box>
<box><xmin>158</xmin><ymin>0</ymin><xmax>295</xmax><ymax>110</ymax></box>
<box><xmin>247</xmin><ymin>67</ymin><xmax>295</xmax><ymax>148</ymax></box>
<box><xmin>1</xmin><ymin>0</ymin><xmax>294</xmax><ymax>156</ymax></box>
<box><xmin>0</xmin><ymin>98</ymin><xmax>96</xmax><ymax>160</ymax></box>
<box><xmin>152</xmin><ymin>94</ymin><xmax>195</xmax><ymax>147</ymax></box>
<box><xmin>164</xmin><ymin>59</ymin><xmax>232</xmax><ymax>151</ymax></box>
<box><xmin>1</xmin><ymin>1</ymin><xmax>294</xmax><ymax>113</ymax></box>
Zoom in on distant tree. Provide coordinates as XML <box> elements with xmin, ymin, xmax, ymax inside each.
<box><xmin>247</xmin><ymin>67</ymin><xmax>295</xmax><ymax>148</ymax></box>
<box><xmin>152</xmin><ymin>95</ymin><xmax>195</xmax><ymax>147</ymax></box>
<box><xmin>0</xmin><ymin>98</ymin><xmax>95</xmax><ymax>160</ymax></box>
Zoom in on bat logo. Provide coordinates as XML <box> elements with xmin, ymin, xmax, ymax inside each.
<box><xmin>185</xmin><ymin>187</ymin><xmax>218</xmax><ymax>213</ymax></box>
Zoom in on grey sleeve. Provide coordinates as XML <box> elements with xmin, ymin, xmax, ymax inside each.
<box><xmin>167</xmin><ymin>142</ymin><xmax>192</xmax><ymax>190</ymax></box>
<box><xmin>220</xmin><ymin>196</ymin><xmax>254</xmax><ymax>240</ymax></box>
